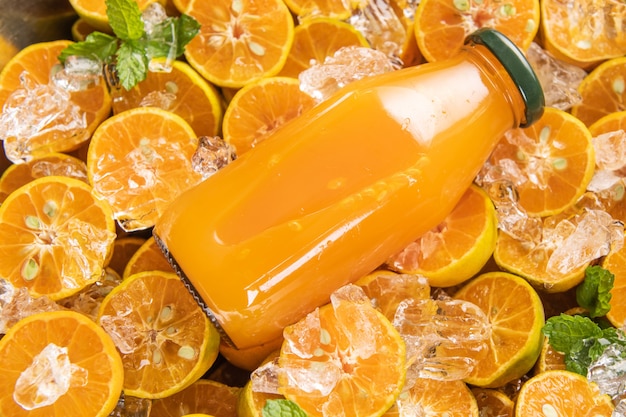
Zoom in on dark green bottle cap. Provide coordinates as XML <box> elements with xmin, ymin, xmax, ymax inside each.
<box><xmin>465</xmin><ymin>28</ymin><xmax>545</xmax><ymax>128</ymax></box>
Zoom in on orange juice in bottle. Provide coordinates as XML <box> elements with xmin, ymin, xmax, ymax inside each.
<box><xmin>154</xmin><ymin>28</ymin><xmax>544</xmax><ymax>349</ymax></box>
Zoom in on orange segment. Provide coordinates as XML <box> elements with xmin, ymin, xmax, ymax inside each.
<box><xmin>0</xmin><ymin>152</ymin><xmax>88</xmax><ymax>203</ymax></box>
<box><xmin>86</xmin><ymin>107</ymin><xmax>203</xmax><ymax>232</ymax></box>
<box><xmin>384</xmin><ymin>378</ymin><xmax>479</xmax><ymax>416</ymax></box>
<box><xmin>97</xmin><ymin>271</ymin><xmax>221</xmax><ymax>399</ymax></box>
<box><xmin>278</xmin><ymin>18</ymin><xmax>370</xmax><ymax>79</ymax></box>
<box><xmin>0</xmin><ymin>310</ymin><xmax>124</xmax><ymax>417</ymax></box>
<box><xmin>451</xmin><ymin>271</ymin><xmax>545</xmax><ymax>388</ymax></box>
<box><xmin>123</xmin><ymin>236</ymin><xmax>175</xmax><ymax>278</ymax></box>
<box><xmin>222</xmin><ymin>77</ymin><xmax>317</xmax><ymax>155</ymax></box>
<box><xmin>111</xmin><ymin>60</ymin><xmax>223</xmax><ymax>138</ymax></box>
<box><xmin>278</xmin><ymin>286</ymin><xmax>406</xmax><ymax>417</ymax></box>
<box><xmin>386</xmin><ymin>184</ymin><xmax>497</xmax><ymax>287</ymax></box>
<box><xmin>183</xmin><ymin>0</ymin><xmax>295</xmax><ymax>88</ymax></box>
<box><xmin>471</xmin><ymin>388</ymin><xmax>514</xmax><ymax>417</ymax></box>
<box><xmin>602</xmin><ymin>236</ymin><xmax>626</xmax><ymax>329</ymax></box>
<box><xmin>414</xmin><ymin>0</ymin><xmax>540</xmax><ymax>62</ymax></box>
<box><xmin>571</xmin><ymin>57</ymin><xmax>626</xmax><ymax>127</ymax></box>
<box><xmin>515</xmin><ymin>370</ymin><xmax>614</xmax><ymax>416</ymax></box>
<box><xmin>0</xmin><ymin>176</ymin><xmax>116</xmax><ymax>300</ymax></box>
<box><xmin>482</xmin><ymin>107</ymin><xmax>595</xmax><ymax>217</ymax></box>
<box><xmin>150</xmin><ymin>379</ymin><xmax>240</xmax><ymax>417</ymax></box>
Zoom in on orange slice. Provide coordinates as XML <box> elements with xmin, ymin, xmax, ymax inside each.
<box><xmin>386</xmin><ymin>184</ymin><xmax>498</xmax><ymax>287</ymax></box>
<box><xmin>278</xmin><ymin>286</ymin><xmax>406</xmax><ymax>417</ymax></box>
<box><xmin>282</xmin><ymin>0</ymin><xmax>352</xmax><ymax>20</ymax></box>
<box><xmin>0</xmin><ymin>152</ymin><xmax>88</xmax><ymax>203</ymax></box>
<box><xmin>86</xmin><ymin>107</ymin><xmax>204</xmax><ymax>232</ymax></box>
<box><xmin>278</xmin><ymin>18</ymin><xmax>370</xmax><ymax>79</ymax></box>
<box><xmin>384</xmin><ymin>378</ymin><xmax>479</xmax><ymax>416</ymax></box>
<box><xmin>571</xmin><ymin>57</ymin><xmax>626</xmax><ymax>127</ymax></box>
<box><xmin>0</xmin><ymin>40</ymin><xmax>112</xmax><ymax>163</ymax></box>
<box><xmin>471</xmin><ymin>388</ymin><xmax>514</xmax><ymax>417</ymax></box>
<box><xmin>150</xmin><ymin>379</ymin><xmax>240</xmax><ymax>417</ymax></box>
<box><xmin>451</xmin><ymin>271</ymin><xmax>545</xmax><ymax>388</ymax></box>
<box><xmin>0</xmin><ymin>176</ymin><xmax>116</xmax><ymax>300</ymax></box>
<box><xmin>515</xmin><ymin>370</ymin><xmax>614</xmax><ymax>416</ymax></box>
<box><xmin>97</xmin><ymin>270</ymin><xmax>221</xmax><ymax>399</ymax></box>
<box><xmin>238</xmin><ymin>380</ymin><xmax>284</xmax><ymax>417</ymax></box>
<box><xmin>107</xmin><ymin>235</ymin><xmax>146</xmax><ymax>277</ymax></box>
<box><xmin>112</xmin><ymin>60</ymin><xmax>223</xmax><ymax>138</ymax></box>
<box><xmin>0</xmin><ymin>310</ymin><xmax>123</xmax><ymax>417</ymax></box>
<box><xmin>183</xmin><ymin>0</ymin><xmax>295</xmax><ymax>88</ymax></box>
<box><xmin>67</xmin><ymin>0</ymin><xmax>164</xmax><ymax>33</ymax></box>
<box><xmin>602</xmin><ymin>238</ymin><xmax>626</xmax><ymax>329</ymax></box>
<box><xmin>533</xmin><ymin>336</ymin><xmax>566</xmax><ymax>375</ymax></box>
<box><xmin>414</xmin><ymin>0</ymin><xmax>540</xmax><ymax>62</ymax></box>
<box><xmin>540</xmin><ymin>0</ymin><xmax>626</xmax><ymax>69</ymax></box>
<box><xmin>122</xmin><ymin>236</ymin><xmax>175</xmax><ymax>278</ymax></box>
<box><xmin>222</xmin><ymin>76</ymin><xmax>317</xmax><ymax>155</ymax></box>
<box><xmin>482</xmin><ymin>107</ymin><xmax>595</xmax><ymax>217</ymax></box>
<box><xmin>70</xmin><ymin>18</ymin><xmax>97</xmax><ymax>42</ymax></box>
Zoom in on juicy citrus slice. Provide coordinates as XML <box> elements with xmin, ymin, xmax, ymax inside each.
<box><xmin>471</xmin><ymin>388</ymin><xmax>514</xmax><ymax>417</ymax></box>
<box><xmin>97</xmin><ymin>270</ymin><xmax>221</xmax><ymax>399</ymax></box>
<box><xmin>533</xmin><ymin>336</ymin><xmax>566</xmax><ymax>375</ymax></box>
<box><xmin>282</xmin><ymin>0</ymin><xmax>352</xmax><ymax>20</ymax></box>
<box><xmin>67</xmin><ymin>0</ymin><xmax>164</xmax><ymax>33</ymax></box>
<box><xmin>0</xmin><ymin>40</ymin><xmax>112</xmax><ymax>163</ymax></box>
<box><xmin>450</xmin><ymin>271</ymin><xmax>545</xmax><ymax>388</ymax></box>
<box><xmin>70</xmin><ymin>18</ymin><xmax>97</xmax><ymax>42</ymax></box>
<box><xmin>0</xmin><ymin>176</ymin><xmax>116</xmax><ymax>300</ymax></box>
<box><xmin>602</xmin><ymin>239</ymin><xmax>626</xmax><ymax>329</ymax></box>
<box><xmin>484</xmin><ymin>107</ymin><xmax>595</xmax><ymax>217</ymax></box>
<box><xmin>277</xmin><ymin>18</ymin><xmax>370</xmax><ymax>78</ymax></box>
<box><xmin>386</xmin><ymin>184</ymin><xmax>498</xmax><ymax>287</ymax></box>
<box><xmin>107</xmin><ymin>235</ymin><xmax>146</xmax><ymax>277</ymax></box>
<box><xmin>571</xmin><ymin>57</ymin><xmax>626</xmax><ymax>127</ymax></box>
<box><xmin>540</xmin><ymin>0</ymin><xmax>626</xmax><ymax>69</ymax></box>
<box><xmin>0</xmin><ymin>35</ymin><xmax>18</xmax><ymax>73</ymax></box>
<box><xmin>122</xmin><ymin>236</ymin><xmax>175</xmax><ymax>278</ymax></box>
<box><xmin>112</xmin><ymin>60</ymin><xmax>223</xmax><ymax>138</ymax></box>
<box><xmin>0</xmin><ymin>152</ymin><xmax>88</xmax><ymax>203</ymax></box>
<box><xmin>183</xmin><ymin>0</ymin><xmax>295</xmax><ymax>88</ymax></box>
<box><xmin>222</xmin><ymin>76</ymin><xmax>317</xmax><ymax>155</ymax></box>
<box><xmin>384</xmin><ymin>378</ymin><xmax>479</xmax><ymax>416</ymax></box>
<box><xmin>86</xmin><ymin>107</ymin><xmax>204</xmax><ymax>232</ymax></box>
<box><xmin>150</xmin><ymin>379</ymin><xmax>240</xmax><ymax>417</ymax></box>
<box><xmin>278</xmin><ymin>287</ymin><xmax>406</xmax><ymax>417</ymax></box>
<box><xmin>515</xmin><ymin>370</ymin><xmax>614</xmax><ymax>416</ymax></box>
<box><xmin>0</xmin><ymin>310</ymin><xmax>124</xmax><ymax>417</ymax></box>
<box><xmin>414</xmin><ymin>0</ymin><xmax>540</xmax><ymax>62</ymax></box>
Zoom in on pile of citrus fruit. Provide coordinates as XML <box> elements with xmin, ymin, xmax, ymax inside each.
<box><xmin>1</xmin><ymin>0</ymin><xmax>626</xmax><ymax>416</ymax></box>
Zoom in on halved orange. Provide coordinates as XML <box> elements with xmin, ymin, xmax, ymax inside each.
<box><xmin>97</xmin><ymin>270</ymin><xmax>221</xmax><ymax>399</ymax></box>
<box><xmin>278</xmin><ymin>286</ymin><xmax>406</xmax><ymax>417</ymax></box>
<box><xmin>571</xmin><ymin>57</ymin><xmax>626</xmax><ymax>127</ymax></box>
<box><xmin>0</xmin><ymin>40</ymin><xmax>111</xmax><ymax>163</ymax></box>
<box><xmin>384</xmin><ymin>378</ymin><xmax>479</xmax><ymax>416</ymax></box>
<box><xmin>482</xmin><ymin>107</ymin><xmax>595</xmax><ymax>217</ymax></box>
<box><xmin>222</xmin><ymin>76</ymin><xmax>317</xmax><ymax>155</ymax></box>
<box><xmin>515</xmin><ymin>370</ymin><xmax>614</xmax><ymax>416</ymax></box>
<box><xmin>70</xmin><ymin>18</ymin><xmax>97</xmax><ymax>42</ymax></box>
<box><xmin>277</xmin><ymin>18</ymin><xmax>370</xmax><ymax>79</ymax></box>
<box><xmin>414</xmin><ymin>0</ymin><xmax>540</xmax><ymax>62</ymax></box>
<box><xmin>87</xmin><ymin>107</ymin><xmax>203</xmax><ymax>232</ymax></box>
<box><xmin>237</xmin><ymin>380</ymin><xmax>284</xmax><ymax>417</ymax></box>
<box><xmin>150</xmin><ymin>379</ymin><xmax>240</xmax><ymax>417</ymax></box>
<box><xmin>386</xmin><ymin>184</ymin><xmax>498</xmax><ymax>287</ymax></box>
<box><xmin>533</xmin><ymin>336</ymin><xmax>566</xmax><ymax>375</ymax></box>
<box><xmin>0</xmin><ymin>176</ymin><xmax>116</xmax><ymax>300</ymax></box>
<box><xmin>67</xmin><ymin>0</ymin><xmax>164</xmax><ymax>33</ymax></box>
<box><xmin>450</xmin><ymin>271</ymin><xmax>545</xmax><ymax>388</ymax></box>
<box><xmin>540</xmin><ymin>0</ymin><xmax>626</xmax><ymax>69</ymax></box>
<box><xmin>0</xmin><ymin>152</ymin><xmax>88</xmax><ymax>203</ymax></box>
<box><xmin>471</xmin><ymin>388</ymin><xmax>514</xmax><ymax>417</ymax></box>
<box><xmin>0</xmin><ymin>310</ymin><xmax>124</xmax><ymax>417</ymax></box>
<box><xmin>282</xmin><ymin>0</ymin><xmax>352</xmax><ymax>20</ymax></box>
<box><xmin>106</xmin><ymin>236</ymin><xmax>146</xmax><ymax>277</ymax></box>
<box><xmin>122</xmin><ymin>236</ymin><xmax>175</xmax><ymax>278</ymax></box>
<box><xmin>183</xmin><ymin>0</ymin><xmax>295</xmax><ymax>88</ymax></box>
<box><xmin>112</xmin><ymin>60</ymin><xmax>223</xmax><ymax>138</ymax></box>
<box><xmin>602</xmin><ymin>236</ymin><xmax>626</xmax><ymax>329</ymax></box>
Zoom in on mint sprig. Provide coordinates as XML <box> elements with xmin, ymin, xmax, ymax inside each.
<box><xmin>576</xmin><ymin>265</ymin><xmax>615</xmax><ymax>318</ymax></box>
<box><xmin>262</xmin><ymin>399</ymin><xmax>308</xmax><ymax>417</ymax></box>
<box><xmin>59</xmin><ymin>0</ymin><xmax>200</xmax><ymax>90</ymax></box>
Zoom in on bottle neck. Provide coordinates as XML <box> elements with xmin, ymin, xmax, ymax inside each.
<box><xmin>463</xmin><ymin>43</ymin><xmax>528</xmax><ymax>129</ymax></box>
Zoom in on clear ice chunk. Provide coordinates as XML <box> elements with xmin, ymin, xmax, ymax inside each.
<box><xmin>588</xmin><ymin>343</ymin><xmax>626</xmax><ymax>410</ymax></box>
<box><xmin>0</xmin><ymin>279</ymin><xmax>62</xmax><ymax>335</ymax></box>
<box><xmin>99</xmin><ymin>313</ymin><xmax>140</xmax><ymax>355</ymax></box>
<box><xmin>251</xmin><ymin>358</ymin><xmax>282</xmax><ymax>394</ymax></box>
<box><xmin>14</xmin><ymin>343</ymin><xmax>88</xmax><ymax>410</ymax></box>
<box><xmin>109</xmin><ymin>393</ymin><xmax>152</xmax><ymax>417</ymax></box>
<box><xmin>592</xmin><ymin>130</ymin><xmax>626</xmax><ymax>172</ymax></box>
<box><xmin>142</xmin><ymin>3</ymin><xmax>177</xmax><ymax>73</ymax></box>
<box><xmin>298</xmin><ymin>46</ymin><xmax>397</xmax><ymax>101</ymax></box>
<box><xmin>0</xmin><ymin>72</ymin><xmax>89</xmax><ymax>163</ymax></box>
<box><xmin>58</xmin><ymin>270</ymin><xmax>122</xmax><ymax>321</ymax></box>
<box><xmin>357</xmin><ymin>271</ymin><xmax>430</xmax><ymax>320</ymax></box>
<box><xmin>51</xmin><ymin>56</ymin><xmax>102</xmax><ymax>92</ymax></box>
<box><xmin>526</xmin><ymin>42</ymin><xmax>587</xmax><ymax>111</ymax></box>
<box><xmin>191</xmin><ymin>136</ymin><xmax>237</xmax><ymax>179</ymax></box>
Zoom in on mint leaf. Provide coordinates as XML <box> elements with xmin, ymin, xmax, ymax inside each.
<box><xmin>174</xmin><ymin>14</ymin><xmax>201</xmax><ymax>54</ymax></box>
<box><xmin>58</xmin><ymin>32</ymin><xmax>118</xmax><ymax>64</ymax></box>
<box><xmin>106</xmin><ymin>0</ymin><xmax>145</xmax><ymax>40</ymax></box>
<box><xmin>262</xmin><ymin>399</ymin><xmax>308</xmax><ymax>417</ymax></box>
<box><xmin>116</xmin><ymin>41</ymin><xmax>149</xmax><ymax>90</ymax></box>
<box><xmin>576</xmin><ymin>265</ymin><xmax>615</xmax><ymax>318</ymax></box>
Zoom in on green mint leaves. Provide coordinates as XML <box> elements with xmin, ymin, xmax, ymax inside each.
<box><xmin>262</xmin><ymin>399</ymin><xmax>308</xmax><ymax>417</ymax></box>
<box><xmin>576</xmin><ymin>265</ymin><xmax>615</xmax><ymax>318</ymax></box>
<box><xmin>543</xmin><ymin>314</ymin><xmax>626</xmax><ymax>376</ymax></box>
<box><xmin>58</xmin><ymin>0</ymin><xmax>200</xmax><ymax>90</ymax></box>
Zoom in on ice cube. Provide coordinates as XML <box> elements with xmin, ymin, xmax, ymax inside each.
<box><xmin>191</xmin><ymin>136</ymin><xmax>237</xmax><ymax>179</ymax></box>
<box><xmin>0</xmin><ymin>279</ymin><xmax>62</xmax><ymax>335</ymax></box>
<box><xmin>592</xmin><ymin>130</ymin><xmax>626</xmax><ymax>171</ymax></box>
<box><xmin>250</xmin><ymin>358</ymin><xmax>282</xmax><ymax>394</ymax></box>
<box><xmin>51</xmin><ymin>56</ymin><xmax>102</xmax><ymax>92</ymax></box>
<box><xmin>588</xmin><ymin>343</ymin><xmax>626</xmax><ymax>408</ymax></box>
